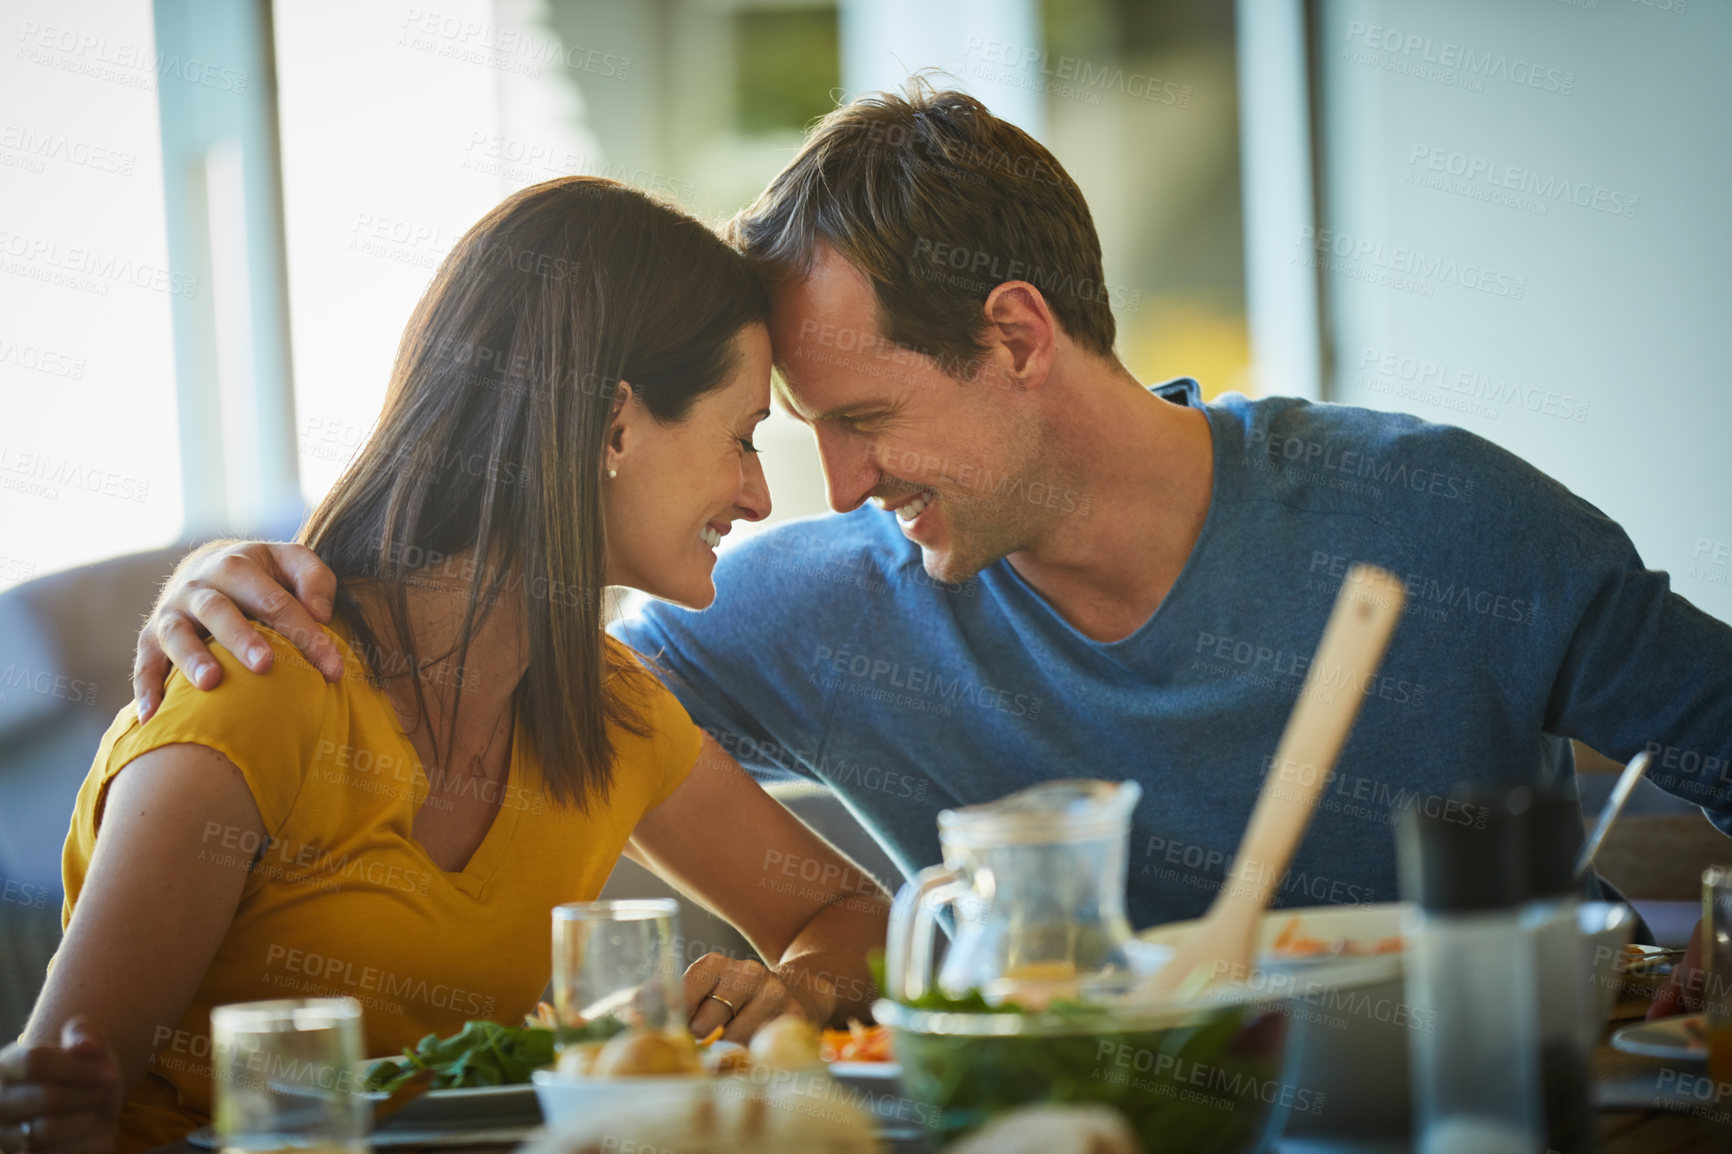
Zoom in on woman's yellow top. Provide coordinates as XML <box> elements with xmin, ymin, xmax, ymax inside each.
<box><xmin>59</xmin><ymin>623</ymin><xmax>703</xmax><ymax>1152</ymax></box>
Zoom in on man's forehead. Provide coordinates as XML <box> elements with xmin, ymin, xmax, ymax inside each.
<box><xmin>765</xmin><ymin>241</ymin><xmax>932</xmax><ymax>421</ymax></box>
<box><xmin>769</xmin><ymin>279</ymin><xmax>881</xmax><ymax>346</ymax></box>
<box><xmin>771</xmin><ymin>358</ymin><xmax>903</xmax><ymax>423</ymax></box>
<box><xmin>790</xmin><ymin>240</ymin><xmax>875</xmax><ymax>300</ymax></box>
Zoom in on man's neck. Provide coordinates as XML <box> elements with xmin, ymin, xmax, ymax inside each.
<box><xmin>1006</xmin><ymin>368</ymin><xmax>1215</xmax><ymax>644</ymax></box>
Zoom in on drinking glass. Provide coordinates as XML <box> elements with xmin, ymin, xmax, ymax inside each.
<box><xmin>1704</xmin><ymin>866</ymin><xmax>1732</xmax><ymax>1089</ymax></box>
<box><xmin>211</xmin><ymin>997</ymin><xmax>368</xmax><ymax>1154</ymax></box>
<box><xmin>551</xmin><ymin>898</ymin><xmax>684</xmax><ymax>1047</ymax></box>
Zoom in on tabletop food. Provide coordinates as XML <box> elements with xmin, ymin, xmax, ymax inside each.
<box><xmin>578</xmin><ymin>1027</ymin><xmax>704</xmax><ymax>1076</ymax></box>
<box><xmin>880</xmin><ymin>983</ymin><xmax>1290</xmax><ymax>1154</ymax></box>
<box><xmin>365</xmin><ymin>1011</ymin><xmax>726</xmax><ymax>1092</ymax></box>
<box><xmin>521</xmin><ymin>1071</ymin><xmax>881</xmax><ymax>1154</ymax></box>
<box><xmin>747</xmin><ymin>1015</ymin><xmax>824</xmax><ymax>1067</ymax></box>
<box><xmin>362</xmin><ymin>1021</ymin><xmax>556</xmax><ymax>1092</ymax></box>
<box><xmin>941</xmin><ymin>1104</ymin><xmax>1141</xmax><ymax>1154</ymax></box>
<box><xmin>544</xmin><ymin>1014</ymin><xmax>823</xmax><ymax>1083</ymax></box>
<box><xmin>819</xmin><ymin>1020</ymin><xmax>893</xmax><ymax>1064</ymax></box>
<box><xmin>879</xmin><ymin>777</ymin><xmax>1298</xmax><ymax>1152</ymax></box>
<box><xmin>529</xmin><ymin>1014</ymin><xmax>882</xmax><ymax>1150</ymax></box>
<box><xmin>1268</xmin><ymin>915</ymin><xmax>1403</xmax><ymax>959</ymax></box>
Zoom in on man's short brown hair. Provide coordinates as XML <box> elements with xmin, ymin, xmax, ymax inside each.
<box><xmin>728</xmin><ymin>77</ymin><xmax>1116</xmax><ymax>376</ymax></box>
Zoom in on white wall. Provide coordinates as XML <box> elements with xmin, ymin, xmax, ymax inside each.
<box><xmin>1314</xmin><ymin>0</ymin><xmax>1730</xmax><ymax>623</ymax></box>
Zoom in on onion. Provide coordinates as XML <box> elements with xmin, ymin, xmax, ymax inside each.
<box><xmin>591</xmin><ymin>1029</ymin><xmax>702</xmax><ymax>1077</ymax></box>
<box><xmin>747</xmin><ymin>1015</ymin><xmax>822</xmax><ymax>1070</ymax></box>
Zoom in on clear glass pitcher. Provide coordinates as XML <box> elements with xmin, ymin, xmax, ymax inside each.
<box><xmin>886</xmin><ymin>779</ymin><xmax>1143</xmax><ymax>1005</ymax></box>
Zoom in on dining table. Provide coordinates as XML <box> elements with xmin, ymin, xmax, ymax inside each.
<box><xmin>143</xmin><ymin>986</ymin><xmax>1729</xmax><ymax>1154</ymax></box>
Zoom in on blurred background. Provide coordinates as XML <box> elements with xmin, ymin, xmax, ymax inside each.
<box><xmin>2</xmin><ymin>0</ymin><xmax>1728</xmax><ymax>1034</ymax></box>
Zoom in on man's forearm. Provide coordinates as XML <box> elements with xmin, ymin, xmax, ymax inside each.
<box><xmin>774</xmin><ymin>893</ymin><xmax>890</xmax><ymax>1025</ymax></box>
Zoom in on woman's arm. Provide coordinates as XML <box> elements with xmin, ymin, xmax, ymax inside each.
<box><xmin>0</xmin><ymin>746</ymin><xmax>264</xmax><ymax>1147</ymax></box>
<box><xmin>624</xmin><ymin>736</ymin><xmax>891</xmax><ymax>1041</ymax></box>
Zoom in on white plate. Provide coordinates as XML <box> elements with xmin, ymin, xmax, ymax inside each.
<box><xmin>187</xmin><ymin>1123</ymin><xmax>541</xmax><ymax>1149</ymax></box>
<box><xmin>826</xmin><ymin>1062</ymin><xmax>913</xmax><ymax>1126</ymax></box>
<box><xmin>361</xmin><ymin>1060</ymin><xmax>543</xmax><ymax>1129</ymax></box>
<box><xmin>1611</xmin><ymin>1014</ymin><xmax>1708</xmax><ymax>1062</ymax></box>
<box><xmin>828</xmin><ymin>1061</ymin><xmax>902</xmax><ymax>1080</ymax></box>
<box><xmin>1137</xmin><ymin>902</ymin><xmax>1632</xmax><ymax>1010</ymax></box>
<box><xmin>185</xmin><ymin>1064</ymin><xmax>544</xmax><ymax>1148</ymax></box>
<box><xmin>1618</xmin><ymin>943</ymin><xmax>1682</xmax><ymax>976</ymax></box>
<box><xmin>379</xmin><ymin>1080</ymin><xmax>536</xmax><ymax>1101</ymax></box>
<box><xmin>531</xmin><ymin>1068</ymin><xmax>713</xmax><ymax>1129</ymax></box>
<box><xmin>1136</xmin><ymin>903</ymin><xmax>1409</xmax><ymax>990</ymax></box>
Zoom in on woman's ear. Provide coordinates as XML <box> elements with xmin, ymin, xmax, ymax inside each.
<box><xmin>605</xmin><ymin>380</ymin><xmax>636</xmax><ymax>474</ymax></box>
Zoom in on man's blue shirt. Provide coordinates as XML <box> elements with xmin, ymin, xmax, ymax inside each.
<box><xmin>613</xmin><ymin>383</ymin><xmax>1732</xmax><ymax>930</ymax></box>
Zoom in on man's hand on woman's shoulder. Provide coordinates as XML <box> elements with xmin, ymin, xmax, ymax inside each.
<box><xmin>133</xmin><ymin>540</ymin><xmax>344</xmax><ymax>724</ymax></box>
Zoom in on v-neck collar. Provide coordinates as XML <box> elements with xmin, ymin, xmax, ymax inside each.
<box><xmin>419</xmin><ymin>712</ymin><xmax>525</xmax><ymax>899</ymax></box>
<box><xmin>994</xmin><ymin>384</ymin><xmax>1229</xmax><ymax>653</ymax></box>
<box><xmin>324</xmin><ymin>620</ymin><xmax>526</xmax><ymax>899</ymax></box>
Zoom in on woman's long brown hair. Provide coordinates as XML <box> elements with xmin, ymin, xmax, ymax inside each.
<box><xmin>301</xmin><ymin>177</ymin><xmax>767</xmax><ymax>811</ymax></box>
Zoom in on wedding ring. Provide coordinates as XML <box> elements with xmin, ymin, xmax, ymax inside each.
<box><xmin>704</xmin><ymin>993</ymin><xmax>737</xmax><ymax>1018</ymax></box>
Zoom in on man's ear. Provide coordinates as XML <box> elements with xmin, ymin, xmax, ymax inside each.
<box><xmin>980</xmin><ymin>282</ymin><xmax>1055</xmax><ymax>390</ymax></box>
<box><xmin>605</xmin><ymin>380</ymin><xmax>636</xmax><ymax>471</ymax></box>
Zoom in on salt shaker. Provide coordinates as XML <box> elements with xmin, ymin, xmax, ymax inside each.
<box><xmin>1398</xmin><ymin>787</ymin><xmax>1543</xmax><ymax>1154</ymax></box>
<box><xmin>1523</xmin><ymin>789</ymin><xmax>1595</xmax><ymax>1154</ymax></box>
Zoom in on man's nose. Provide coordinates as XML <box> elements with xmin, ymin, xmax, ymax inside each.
<box><xmin>814</xmin><ymin>426</ymin><xmax>878</xmax><ymax>514</ymax></box>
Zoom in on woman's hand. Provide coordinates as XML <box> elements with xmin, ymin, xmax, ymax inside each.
<box><xmin>683</xmin><ymin>953</ymin><xmax>827</xmax><ymax>1043</ymax></box>
<box><xmin>0</xmin><ymin>1018</ymin><xmax>122</xmax><ymax>1154</ymax></box>
<box><xmin>133</xmin><ymin>540</ymin><xmax>344</xmax><ymax>722</ymax></box>
<box><xmin>1648</xmin><ymin>918</ymin><xmax>1707</xmax><ymax>1019</ymax></box>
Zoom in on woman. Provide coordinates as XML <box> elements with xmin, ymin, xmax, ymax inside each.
<box><xmin>0</xmin><ymin>178</ymin><xmax>890</xmax><ymax>1154</ymax></box>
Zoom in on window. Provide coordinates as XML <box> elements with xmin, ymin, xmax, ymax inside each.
<box><xmin>0</xmin><ymin>3</ymin><xmax>183</xmax><ymax>589</ymax></box>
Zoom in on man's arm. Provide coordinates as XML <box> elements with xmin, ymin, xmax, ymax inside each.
<box><xmin>1536</xmin><ymin>514</ymin><xmax>1732</xmax><ymax>1020</ymax></box>
<box><xmin>610</xmin><ymin>526</ymin><xmax>855</xmax><ymax>784</ymax></box>
<box><xmin>612</xmin><ymin>604</ymin><xmax>810</xmax><ymax>782</ymax></box>
<box><xmin>132</xmin><ymin>542</ymin><xmax>345</xmax><ymax>722</ymax></box>
<box><xmin>1545</xmin><ymin>547</ymin><xmax>1732</xmax><ymax>833</ymax></box>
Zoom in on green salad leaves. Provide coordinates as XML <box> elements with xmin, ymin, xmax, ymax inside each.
<box><xmin>362</xmin><ymin>1021</ymin><xmax>556</xmax><ymax>1092</ymax></box>
<box><xmin>361</xmin><ymin>1016</ymin><xmax>635</xmax><ymax>1092</ymax></box>
<box><xmin>873</xmin><ymin>947</ymin><xmax>1291</xmax><ymax>1154</ymax></box>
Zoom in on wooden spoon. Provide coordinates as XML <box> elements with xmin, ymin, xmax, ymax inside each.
<box><xmin>1135</xmin><ymin>564</ymin><xmax>1407</xmax><ymax>1002</ymax></box>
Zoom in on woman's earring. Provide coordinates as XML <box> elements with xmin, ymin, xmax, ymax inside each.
<box><xmin>606</xmin><ymin>467</ymin><xmax>618</xmax><ymax>479</ymax></box>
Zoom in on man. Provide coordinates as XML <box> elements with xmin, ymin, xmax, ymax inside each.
<box><xmin>134</xmin><ymin>83</ymin><xmax>1732</xmax><ymax>951</ymax></box>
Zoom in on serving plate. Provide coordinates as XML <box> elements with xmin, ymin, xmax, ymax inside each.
<box><xmin>1611</xmin><ymin>1014</ymin><xmax>1708</xmax><ymax>1062</ymax></box>
<box><xmin>1136</xmin><ymin>902</ymin><xmax>1634</xmax><ymax>1143</ymax></box>
<box><xmin>184</xmin><ymin>1057</ymin><xmax>545</xmax><ymax>1149</ymax></box>
<box><xmin>377</xmin><ymin>1082</ymin><xmax>540</xmax><ymax>1127</ymax></box>
<box><xmin>187</xmin><ymin>1122</ymin><xmax>541</xmax><ymax>1149</ymax></box>
<box><xmin>828</xmin><ymin>1060</ymin><xmax>902</xmax><ymax>1080</ymax></box>
<box><xmin>1618</xmin><ymin>943</ymin><xmax>1685</xmax><ymax>977</ymax></box>
<box><xmin>358</xmin><ymin>1057</ymin><xmax>545</xmax><ymax>1130</ymax></box>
